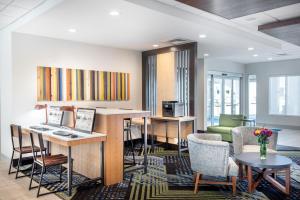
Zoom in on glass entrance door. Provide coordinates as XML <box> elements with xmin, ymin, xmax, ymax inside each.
<box><xmin>207</xmin><ymin>74</ymin><xmax>241</xmax><ymax>125</ymax></box>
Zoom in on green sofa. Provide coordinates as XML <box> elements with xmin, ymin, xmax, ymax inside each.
<box><xmin>207</xmin><ymin>114</ymin><xmax>244</xmax><ymax>142</ymax></box>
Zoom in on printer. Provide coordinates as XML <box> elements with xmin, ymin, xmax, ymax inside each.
<box><xmin>162</xmin><ymin>101</ymin><xmax>184</xmax><ymax>117</ymax></box>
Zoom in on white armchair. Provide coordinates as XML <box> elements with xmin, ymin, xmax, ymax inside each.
<box><xmin>187</xmin><ymin>133</ymin><xmax>238</xmax><ymax>195</ymax></box>
<box><xmin>232</xmin><ymin>126</ymin><xmax>278</xmax><ymax>155</ymax></box>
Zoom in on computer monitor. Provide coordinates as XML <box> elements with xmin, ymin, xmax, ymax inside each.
<box><xmin>47</xmin><ymin>106</ymin><xmax>64</xmax><ymax>127</ymax></box>
<box><xmin>74</xmin><ymin>108</ymin><xmax>96</xmax><ymax>134</ymax></box>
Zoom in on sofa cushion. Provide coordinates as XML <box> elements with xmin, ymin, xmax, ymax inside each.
<box><xmin>207</xmin><ymin>126</ymin><xmax>233</xmax><ymax>135</ymax></box>
<box><xmin>219</xmin><ymin>114</ymin><xmax>244</xmax><ymax>127</ymax></box>
<box><xmin>243</xmin><ymin>145</ymin><xmax>277</xmax><ymax>154</ymax></box>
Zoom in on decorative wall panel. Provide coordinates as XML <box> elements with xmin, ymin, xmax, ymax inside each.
<box><xmin>37</xmin><ymin>66</ymin><xmax>63</xmax><ymax>101</ymax></box>
<box><xmin>66</xmin><ymin>69</ymin><xmax>130</xmax><ymax>101</ymax></box>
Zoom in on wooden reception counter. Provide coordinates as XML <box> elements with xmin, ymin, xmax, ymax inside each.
<box><xmin>94</xmin><ymin>108</ymin><xmax>150</xmax><ymax>185</ymax></box>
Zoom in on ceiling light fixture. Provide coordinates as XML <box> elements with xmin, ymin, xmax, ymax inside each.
<box><xmin>199</xmin><ymin>34</ymin><xmax>207</xmax><ymax>38</ymax></box>
<box><xmin>204</xmin><ymin>53</ymin><xmax>209</xmax><ymax>57</ymax></box>
<box><xmin>68</xmin><ymin>28</ymin><xmax>77</xmax><ymax>33</ymax></box>
<box><xmin>268</xmin><ymin>57</ymin><xmax>273</xmax><ymax>61</ymax></box>
<box><xmin>152</xmin><ymin>44</ymin><xmax>159</xmax><ymax>48</ymax></box>
<box><xmin>248</xmin><ymin>47</ymin><xmax>254</xmax><ymax>51</ymax></box>
<box><xmin>253</xmin><ymin>54</ymin><xmax>258</xmax><ymax>57</ymax></box>
<box><xmin>109</xmin><ymin>10</ymin><xmax>120</xmax><ymax>16</ymax></box>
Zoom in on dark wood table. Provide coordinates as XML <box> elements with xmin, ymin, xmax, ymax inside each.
<box><xmin>235</xmin><ymin>153</ymin><xmax>292</xmax><ymax>195</ymax></box>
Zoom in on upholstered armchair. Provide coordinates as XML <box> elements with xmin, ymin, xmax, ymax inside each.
<box><xmin>187</xmin><ymin>133</ymin><xmax>238</xmax><ymax>195</ymax></box>
<box><xmin>232</xmin><ymin>126</ymin><xmax>278</xmax><ymax>155</ymax></box>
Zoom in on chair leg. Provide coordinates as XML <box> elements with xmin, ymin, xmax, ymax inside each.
<box><xmin>37</xmin><ymin>166</ymin><xmax>45</xmax><ymax>197</ymax></box>
<box><xmin>60</xmin><ymin>165</ymin><xmax>63</xmax><ymax>182</ymax></box>
<box><xmin>232</xmin><ymin>176</ymin><xmax>237</xmax><ymax>196</ymax></box>
<box><xmin>194</xmin><ymin>173</ymin><xmax>201</xmax><ymax>194</ymax></box>
<box><xmin>15</xmin><ymin>153</ymin><xmax>22</xmax><ymax>179</ymax></box>
<box><xmin>129</xmin><ymin>130</ymin><xmax>136</xmax><ymax>165</ymax></box>
<box><xmin>29</xmin><ymin>162</ymin><xmax>36</xmax><ymax>190</ymax></box>
<box><xmin>8</xmin><ymin>151</ymin><xmax>14</xmax><ymax>174</ymax></box>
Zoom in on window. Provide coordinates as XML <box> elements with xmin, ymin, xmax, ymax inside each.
<box><xmin>269</xmin><ymin>76</ymin><xmax>300</xmax><ymax>116</ymax></box>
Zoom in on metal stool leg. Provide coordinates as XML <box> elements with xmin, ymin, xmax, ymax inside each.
<box><xmin>15</xmin><ymin>153</ymin><xmax>22</xmax><ymax>179</ymax></box>
<box><xmin>129</xmin><ymin>130</ymin><xmax>136</xmax><ymax>165</ymax></box>
<box><xmin>8</xmin><ymin>151</ymin><xmax>14</xmax><ymax>174</ymax></box>
<box><xmin>29</xmin><ymin>162</ymin><xmax>36</xmax><ymax>190</ymax></box>
<box><xmin>37</xmin><ymin>166</ymin><xmax>45</xmax><ymax>197</ymax></box>
<box><xmin>60</xmin><ymin>165</ymin><xmax>63</xmax><ymax>182</ymax></box>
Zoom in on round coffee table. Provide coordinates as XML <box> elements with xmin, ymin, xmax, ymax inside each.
<box><xmin>235</xmin><ymin>153</ymin><xmax>292</xmax><ymax>195</ymax></box>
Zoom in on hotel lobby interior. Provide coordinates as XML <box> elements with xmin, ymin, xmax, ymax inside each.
<box><xmin>1</xmin><ymin>0</ymin><xmax>300</xmax><ymax>199</ymax></box>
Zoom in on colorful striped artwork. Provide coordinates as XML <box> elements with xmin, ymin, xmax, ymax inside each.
<box><xmin>66</xmin><ymin>69</ymin><xmax>130</xmax><ymax>101</ymax></box>
<box><xmin>37</xmin><ymin>66</ymin><xmax>63</xmax><ymax>101</ymax></box>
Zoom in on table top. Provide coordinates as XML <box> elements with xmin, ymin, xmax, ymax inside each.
<box><xmin>235</xmin><ymin>153</ymin><xmax>292</xmax><ymax>169</ymax></box>
<box><xmin>22</xmin><ymin>124</ymin><xmax>107</xmax><ymax>147</ymax></box>
<box><xmin>151</xmin><ymin>116</ymin><xmax>196</xmax><ymax>122</ymax></box>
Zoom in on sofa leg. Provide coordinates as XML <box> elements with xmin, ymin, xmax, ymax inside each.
<box><xmin>194</xmin><ymin>173</ymin><xmax>201</xmax><ymax>194</ymax></box>
<box><xmin>232</xmin><ymin>176</ymin><xmax>237</xmax><ymax>196</ymax></box>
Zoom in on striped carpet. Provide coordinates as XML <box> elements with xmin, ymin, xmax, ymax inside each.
<box><xmin>18</xmin><ymin>143</ymin><xmax>300</xmax><ymax>200</ymax></box>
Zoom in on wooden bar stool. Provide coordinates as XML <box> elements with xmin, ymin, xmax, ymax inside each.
<box><xmin>8</xmin><ymin>124</ymin><xmax>46</xmax><ymax>179</ymax></box>
<box><xmin>124</xmin><ymin>118</ymin><xmax>136</xmax><ymax>165</ymax></box>
<box><xmin>29</xmin><ymin>131</ymin><xmax>69</xmax><ymax>197</ymax></box>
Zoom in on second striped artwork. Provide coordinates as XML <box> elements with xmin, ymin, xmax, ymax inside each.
<box><xmin>66</xmin><ymin>69</ymin><xmax>130</xmax><ymax>101</ymax></box>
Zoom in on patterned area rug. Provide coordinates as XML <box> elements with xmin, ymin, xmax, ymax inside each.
<box><xmin>18</xmin><ymin>143</ymin><xmax>300</xmax><ymax>200</ymax></box>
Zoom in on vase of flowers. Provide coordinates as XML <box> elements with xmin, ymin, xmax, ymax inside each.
<box><xmin>253</xmin><ymin>128</ymin><xmax>273</xmax><ymax>160</ymax></box>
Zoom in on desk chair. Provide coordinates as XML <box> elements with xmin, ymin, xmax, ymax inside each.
<box><xmin>124</xmin><ymin>118</ymin><xmax>136</xmax><ymax>165</ymax></box>
<box><xmin>29</xmin><ymin>131</ymin><xmax>69</xmax><ymax>197</ymax></box>
<box><xmin>8</xmin><ymin>124</ymin><xmax>46</xmax><ymax>179</ymax></box>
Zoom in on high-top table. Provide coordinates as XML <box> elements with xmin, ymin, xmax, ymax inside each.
<box><xmin>235</xmin><ymin>153</ymin><xmax>292</xmax><ymax>195</ymax></box>
<box><xmin>94</xmin><ymin>108</ymin><xmax>151</xmax><ymax>185</ymax></box>
<box><xmin>151</xmin><ymin>116</ymin><xmax>196</xmax><ymax>156</ymax></box>
<box><xmin>22</xmin><ymin>125</ymin><xmax>107</xmax><ymax>196</ymax></box>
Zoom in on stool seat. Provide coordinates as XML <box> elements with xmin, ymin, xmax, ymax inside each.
<box><xmin>36</xmin><ymin>154</ymin><xmax>68</xmax><ymax>166</ymax></box>
<box><xmin>14</xmin><ymin>146</ymin><xmax>45</xmax><ymax>154</ymax></box>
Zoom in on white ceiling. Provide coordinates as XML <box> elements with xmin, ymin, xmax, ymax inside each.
<box><xmin>0</xmin><ymin>0</ymin><xmax>46</xmax><ymax>30</ymax></box>
<box><xmin>12</xmin><ymin>0</ymin><xmax>300</xmax><ymax>64</ymax></box>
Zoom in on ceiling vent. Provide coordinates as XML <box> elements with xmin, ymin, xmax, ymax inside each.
<box><xmin>276</xmin><ymin>52</ymin><xmax>288</xmax><ymax>56</ymax></box>
<box><xmin>163</xmin><ymin>38</ymin><xmax>193</xmax><ymax>45</ymax></box>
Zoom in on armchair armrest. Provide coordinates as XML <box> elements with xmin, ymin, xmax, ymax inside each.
<box><xmin>194</xmin><ymin>133</ymin><xmax>222</xmax><ymax>141</ymax></box>
<box><xmin>231</xmin><ymin>127</ymin><xmax>243</xmax><ymax>155</ymax></box>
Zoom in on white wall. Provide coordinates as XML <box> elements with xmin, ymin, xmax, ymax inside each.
<box><xmin>195</xmin><ymin>59</ymin><xmax>206</xmax><ymax>130</ymax></box>
<box><xmin>246</xmin><ymin>59</ymin><xmax>300</xmax><ymax>128</ymax></box>
<box><xmin>205</xmin><ymin>58</ymin><xmax>246</xmax><ymax>74</ymax></box>
<box><xmin>0</xmin><ymin>31</ymin><xmax>13</xmax><ymax>157</ymax></box>
<box><xmin>0</xmin><ymin>32</ymin><xmax>142</xmax><ymax>157</ymax></box>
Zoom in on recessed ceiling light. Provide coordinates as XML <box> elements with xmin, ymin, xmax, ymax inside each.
<box><xmin>204</xmin><ymin>53</ymin><xmax>209</xmax><ymax>57</ymax></box>
<box><xmin>152</xmin><ymin>44</ymin><xmax>159</xmax><ymax>48</ymax></box>
<box><xmin>268</xmin><ymin>57</ymin><xmax>273</xmax><ymax>61</ymax></box>
<box><xmin>109</xmin><ymin>10</ymin><xmax>120</xmax><ymax>16</ymax></box>
<box><xmin>199</xmin><ymin>34</ymin><xmax>207</xmax><ymax>38</ymax></box>
<box><xmin>253</xmin><ymin>54</ymin><xmax>258</xmax><ymax>57</ymax></box>
<box><xmin>248</xmin><ymin>47</ymin><xmax>254</xmax><ymax>51</ymax></box>
<box><xmin>68</xmin><ymin>28</ymin><xmax>77</xmax><ymax>33</ymax></box>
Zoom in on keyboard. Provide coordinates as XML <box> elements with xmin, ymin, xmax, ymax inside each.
<box><xmin>53</xmin><ymin>131</ymin><xmax>73</xmax><ymax>136</ymax></box>
<box><xmin>52</xmin><ymin>131</ymin><xmax>80</xmax><ymax>138</ymax></box>
<box><xmin>30</xmin><ymin>126</ymin><xmax>52</xmax><ymax>131</ymax></box>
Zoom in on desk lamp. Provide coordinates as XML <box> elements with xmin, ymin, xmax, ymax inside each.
<box><xmin>34</xmin><ymin>104</ymin><xmax>48</xmax><ymax>124</ymax></box>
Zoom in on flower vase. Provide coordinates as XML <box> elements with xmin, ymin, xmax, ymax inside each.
<box><xmin>260</xmin><ymin>141</ymin><xmax>267</xmax><ymax>160</ymax></box>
